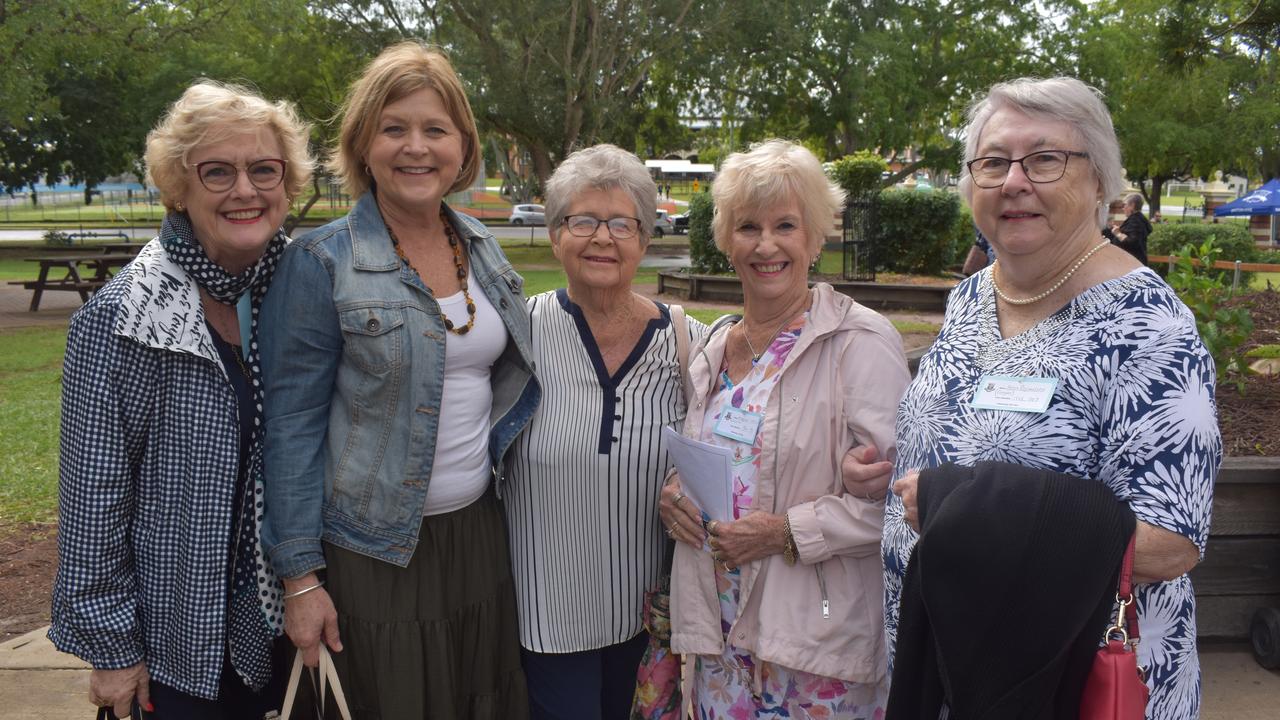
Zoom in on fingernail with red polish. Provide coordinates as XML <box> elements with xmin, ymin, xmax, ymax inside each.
<box><xmin>145</xmin><ymin>703</ymin><xmax>155</xmax><ymax>712</ymax></box>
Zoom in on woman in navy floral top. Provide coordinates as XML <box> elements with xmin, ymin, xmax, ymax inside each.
<box><xmin>871</xmin><ymin>77</ymin><xmax>1221</xmax><ymax>719</ymax></box>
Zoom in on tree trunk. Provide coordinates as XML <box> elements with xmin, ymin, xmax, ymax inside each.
<box><xmin>530</xmin><ymin>144</ymin><xmax>554</xmax><ymax>192</ymax></box>
<box><xmin>1148</xmin><ymin>177</ymin><xmax>1165</xmax><ymax>217</ymax></box>
<box><xmin>284</xmin><ymin>175</ymin><xmax>323</xmax><ymax>236</ymax></box>
<box><xmin>84</xmin><ymin>184</ymin><xmax>93</xmax><ymax>206</ymax></box>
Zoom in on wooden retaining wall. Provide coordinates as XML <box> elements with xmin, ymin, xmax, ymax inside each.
<box><xmin>1192</xmin><ymin>457</ymin><xmax>1280</xmax><ymax>641</ymax></box>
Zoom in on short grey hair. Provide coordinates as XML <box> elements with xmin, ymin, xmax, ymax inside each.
<box><xmin>545</xmin><ymin>144</ymin><xmax>658</xmax><ymax>243</ymax></box>
<box><xmin>959</xmin><ymin>77</ymin><xmax>1125</xmax><ymax>228</ymax></box>
<box><xmin>1125</xmin><ymin>193</ymin><xmax>1144</xmax><ymax>212</ymax></box>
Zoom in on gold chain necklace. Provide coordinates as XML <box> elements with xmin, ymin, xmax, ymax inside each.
<box><xmin>991</xmin><ymin>239</ymin><xmax>1109</xmax><ymax>306</ymax></box>
<box><xmin>742</xmin><ymin>314</ymin><xmax>795</xmax><ymax>364</ymax></box>
<box><xmin>386</xmin><ymin>216</ymin><xmax>476</xmax><ymax>335</ymax></box>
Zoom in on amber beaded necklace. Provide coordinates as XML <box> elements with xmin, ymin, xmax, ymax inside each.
<box><xmin>385</xmin><ymin>215</ymin><xmax>476</xmax><ymax>335</ymax></box>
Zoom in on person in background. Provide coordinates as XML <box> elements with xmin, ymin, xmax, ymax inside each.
<box><xmin>961</xmin><ymin>228</ymin><xmax>997</xmax><ymax>276</ymax></box>
<box><xmin>1104</xmin><ymin>192</ymin><xmax>1152</xmax><ymax>265</ymax></box>
<box><xmin>660</xmin><ymin>139</ymin><xmax>910</xmax><ymax>718</ymax></box>
<box><xmin>260</xmin><ymin>42</ymin><xmax>537</xmax><ymax>718</ymax></box>
<box><xmin>51</xmin><ymin>80</ymin><xmax>313</xmax><ymax>718</ymax></box>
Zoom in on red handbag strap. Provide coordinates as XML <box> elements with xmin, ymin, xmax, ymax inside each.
<box><xmin>1118</xmin><ymin>534</ymin><xmax>1140</xmax><ymax>641</ymax></box>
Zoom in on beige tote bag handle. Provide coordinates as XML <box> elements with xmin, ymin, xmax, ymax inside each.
<box><xmin>278</xmin><ymin>646</ymin><xmax>353</xmax><ymax>720</ymax></box>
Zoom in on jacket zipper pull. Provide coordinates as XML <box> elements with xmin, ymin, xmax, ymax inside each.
<box><xmin>822</xmin><ymin>600</ymin><xmax>830</xmax><ymax>619</ymax></box>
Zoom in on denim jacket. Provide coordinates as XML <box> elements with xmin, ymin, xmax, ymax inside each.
<box><xmin>260</xmin><ymin>194</ymin><xmax>539</xmax><ymax>578</ymax></box>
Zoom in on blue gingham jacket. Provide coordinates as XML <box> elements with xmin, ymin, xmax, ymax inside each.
<box><xmin>48</xmin><ymin>240</ymin><xmax>248</xmax><ymax>700</ymax></box>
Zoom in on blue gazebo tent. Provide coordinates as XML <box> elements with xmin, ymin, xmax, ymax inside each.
<box><xmin>1214</xmin><ymin>178</ymin><xmax>1280</xmax><ymax>216</ymax></box>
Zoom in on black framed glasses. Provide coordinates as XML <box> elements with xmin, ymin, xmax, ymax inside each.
<box><xmin>965</xmin><ymin>150</ymin><xmax>1089</xmax><ymax>188</ymax></box>
<box><xmin>562</xmin><ymin>214</ymin><xmax>642</xmax><ymax>240</ymax></box>
<box><xmin>194</xmin><ymin>158</ymin><xmax>287</xmax><ymax>192</ymax></box>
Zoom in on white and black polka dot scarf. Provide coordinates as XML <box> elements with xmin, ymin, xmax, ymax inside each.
<box><xmin>160</xmin><ymin>212</ymin><xmax>285</xmax><ymax>690</ymax></box>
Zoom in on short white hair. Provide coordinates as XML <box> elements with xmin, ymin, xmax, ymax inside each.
<box><xmin>545</xmin><ymin>144</ymin><xmax>657</xmax><ymax>243</ymax></box>
<box><xmin>712</xmin><ymin>139</ymin><xmax>845</xmax><ymax>255</ymax></box>
<box><xmin>959</xmin><ymin>77</ymin><xmax>1125</xmax><ymax>228</ymax></box>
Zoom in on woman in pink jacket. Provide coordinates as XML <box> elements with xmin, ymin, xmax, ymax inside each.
<box><xmin>659</xmin><ymin>139</ymin><xmax>910</xmax><ymax>717</ymax></box>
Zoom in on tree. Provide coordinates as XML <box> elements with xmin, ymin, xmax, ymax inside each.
<box><xmin>1071</xmin><ymin>0</ymin><xmax>1269</xmax><ymax>213</ymax></box>
<box><xmin>327</xmin><ymin>0</ymin><xmax>698</xmax><ymax>185</ymax></box>
<box><xmin>0</xmin><ymin>1</ymin><xmax>229</xmax><ymax>197</ymax></box>
<box><xmin>679</xmin><ymin>0</ymin><xmax>1069</xmax><ymax>178</ymax></box>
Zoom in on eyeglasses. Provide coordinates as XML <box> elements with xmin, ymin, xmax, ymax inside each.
<box><xmin>561</xmin><ymin>214</ymin><xmax>642</xmax><ymax>240</ymax></box>
<box><xmin>965</xmin><ymin>150</ymin><xmax>1089</xmax><ymax>189</ymax></box>
<box><xmin>194</xmin><ymin>159</ymin><xmax>287</xmax><ymax>192</ymax></box>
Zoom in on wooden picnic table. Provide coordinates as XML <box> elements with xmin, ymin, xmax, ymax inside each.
<box><xmin>9</xmin><ymin>253</ymin><xmax>137</xmax><ymax>311</ymax></box>
<box><xmin>102</xmin><ymin>242</ymin><xmax>148</xmax><ymax>256</ymax></box>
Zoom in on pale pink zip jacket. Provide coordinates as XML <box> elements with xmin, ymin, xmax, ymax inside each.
<box><xmin>670</xmin><ymin>283</ymin><xmax>910</xmax><ymax>685</ymax></box>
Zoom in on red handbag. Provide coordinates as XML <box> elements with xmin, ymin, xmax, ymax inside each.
<box><xmin>1079</xmin><ymin>535</ymin><xmax>1149</xmax><ymax>719</ymax></box>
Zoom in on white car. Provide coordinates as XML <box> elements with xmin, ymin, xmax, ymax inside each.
<box><xmin>653</xmin><ymin>209</ymin><xmax>675</xmax><ymax>237</ymax></box>
<box><xmin>509</xmin><ymin>204</ymin><xmax>545</xmax><ymax>225</ymax></box>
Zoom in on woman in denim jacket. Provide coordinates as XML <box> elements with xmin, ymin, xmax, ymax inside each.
<box><xmin>260</xmin><ymin>42</ymin><xmax>538</xmax><ymax>717</ymax></box>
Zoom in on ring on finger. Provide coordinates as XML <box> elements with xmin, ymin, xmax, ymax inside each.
<box><xmin>665</xmin><ymin>525</ymin><xmax>674</xmax><ymax>536</ymax></box>
<box><xmin>707</xmin><ymin>520</ymin><xmax>720</xmax><ymax>535</ymax></box>
<box><xmin>672</xmin><ymin>492</ymin><xmax>686</xmax><ymax>505</ymax></box>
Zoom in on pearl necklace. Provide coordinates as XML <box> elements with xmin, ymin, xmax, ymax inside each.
<box><xmin>991</xmin><ymin>239</ymin><xmax>1110</xmax><ymax>306</ymax></box>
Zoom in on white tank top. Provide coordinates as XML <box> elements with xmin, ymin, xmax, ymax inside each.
<box><xmin>423</xmin><ymin>271</ymin><xmax>507</xmax><ymax>515</ymax></box>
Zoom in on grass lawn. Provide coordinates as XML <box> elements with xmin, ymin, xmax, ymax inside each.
<box><xmin>1252</xmin><ymin>272</ymin><xmax>1280</xmax><ymax>290</ymax></box>
<box><xmin>0</xmin><ymin>258</ymin><xmax>37</xmax><ymax>281</ymax></box>
<box><xmin>0</xmin><ymin>326</ymin><xmax>65</xmax><ymax>525</ymax></box>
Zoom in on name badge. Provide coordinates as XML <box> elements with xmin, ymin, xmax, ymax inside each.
<box><xmin>972</xmin><ymin>375</ymin><xmax>1058</xmax><ymax>413</ymax></box>
<box><xmin>713</xmin><ymin>407</ymin><xmax>763</xmax><ymax>443</ymax></box>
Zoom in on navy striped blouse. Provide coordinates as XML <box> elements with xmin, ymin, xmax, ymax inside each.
<box><xmin>504</xmin><ymin>289</ymin><xmax>708</xmax><ymax>653</ymax></box>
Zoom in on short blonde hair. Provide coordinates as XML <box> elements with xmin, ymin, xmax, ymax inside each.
<box><xmin>712</xmin><ymin>139</ymin><xmax>846</xmax><ymax>255</ymax></box>
<box><xmin>144</xmin><ymin>80</ymin><xmax>314</xmax><ymax>211</ymax></box>
<box><xmin>329</xmin><ymin>42</ymin><xmax>481</xmax><ymax>198</ymax></box>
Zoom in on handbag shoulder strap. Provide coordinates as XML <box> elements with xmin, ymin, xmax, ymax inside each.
<box><xmin>1119</xmin><ymin>534</ymin><xmax>1140</xmax><ymax>640</ymax></box>
<box><xmin>669</xmin><ymin>303</ymin><xmax>692</xmax><ymax>409</ymax></box>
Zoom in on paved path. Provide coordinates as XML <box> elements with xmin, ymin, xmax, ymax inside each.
<box><xmin>0</xmin><ymin>628</ymin><xmax>1275</xmax><ymax>718</ymax></box>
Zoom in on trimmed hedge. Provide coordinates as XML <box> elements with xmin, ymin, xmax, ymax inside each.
<box><xmin>1149</xmin><ymin>223</ymin><xmax>1258</xmax><ymax>262</ymax></box>
<box><xmin>687</xmin><ymin>192</ymin><xmax>729</xmax><ymax>274</ymax></box>
<box><xmin>872</xmin><ymin>190</ymin><xmax>964</xmax><ymax>275</ymax></box>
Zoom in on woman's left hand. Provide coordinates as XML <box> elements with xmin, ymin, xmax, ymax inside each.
<box><xmin>707</xmin><ymin>511</ymin><xmax>787</xmax><ymax>570</ymax></box>
<box><xmin>892</xmin><ymin>470</ymin><xmax>921</xmax><ymax>532</ymax></box>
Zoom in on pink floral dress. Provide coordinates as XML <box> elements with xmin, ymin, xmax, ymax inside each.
<box><xmin>692</xmin><ymin>315</ymin><xmax>888</xmax><ymax>720</ymax></box>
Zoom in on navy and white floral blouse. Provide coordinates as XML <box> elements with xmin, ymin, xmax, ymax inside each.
<box><xmin>882</xmin><ymin>267</ymin><xmax>1222</xmax><ymax>720</ymax></box>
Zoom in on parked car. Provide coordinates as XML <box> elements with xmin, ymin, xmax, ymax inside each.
<box><xmin>669</xmin><ymin>212</ymin><xmax>689</xmax><ymax>235</ymax></box>
<box><xmin>653</xmin><ymin>209</ymin><xmax>675</xmax><ymax>237</ymax></box>
<box><xmin>509</xmin><ymin>203</ymin><xmax>545</xmax><ymax>225</ymax></box>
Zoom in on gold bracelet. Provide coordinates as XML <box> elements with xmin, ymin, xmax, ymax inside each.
<box><xmin>283</xmin><ymin>580</ymin><xmax>325</xmax><ymax>600</ymax></box>
<box><xmin>782</xmin><ymin>515</ymin><xmax>798</xmax><ymax>566</ymax></box>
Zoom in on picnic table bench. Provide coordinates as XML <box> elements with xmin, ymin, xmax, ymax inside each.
<box><xmin>8</xmin><ymin>253</ymin><xmax>137</xmax><ymax>311</ymax></box>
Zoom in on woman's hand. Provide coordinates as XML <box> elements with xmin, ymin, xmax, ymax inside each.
<box><xmin>660</xmin><ymin>474</ymin><xmax>707</xmax><ymax>548</ymax></box>
<box><xmin>841</xmin><ymin>444</ymin><xmax>893</xmax><ymax>501</ymax></box>
<box><xmin>283</xmin><ymin>573</ymin><xmax>343</xmax><ymax>668</ymax></box>
<box><xmin>90</xmin><ymin>662</ymin><xmax>150</xmax><ymax>718</ymax></box>
<box><xmin>892</xmin><ymin>470</ymin><xmax>921</xmax><ymax>532</ymax></box>
<box><xmin>707</xmin><ymin>512</ymin><xmax>787</xmax><ymax>570</ymax></box>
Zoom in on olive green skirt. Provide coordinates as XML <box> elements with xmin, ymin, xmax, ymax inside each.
<box><xmin>323</xmin><ymin>492</ymin><xmax>529</xmax><ymax>719</ymax></box>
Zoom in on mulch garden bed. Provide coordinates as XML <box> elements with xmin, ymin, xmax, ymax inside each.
<box><xmin>1218</xmin><ymin>287</ymin><xmax>1280</xmax><ymax>457</ymax></box>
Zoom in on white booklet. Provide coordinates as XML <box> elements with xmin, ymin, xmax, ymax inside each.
<box><xmin>662</xmin><ymin>426</ymin><xmax>734</xmax><ymax>522</ymax></box>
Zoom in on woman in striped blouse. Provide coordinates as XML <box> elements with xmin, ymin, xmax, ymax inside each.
<box><xmin>502</xmin><ymin>144</ymin><xmax>707</xmax><ymax>719</ymax></box>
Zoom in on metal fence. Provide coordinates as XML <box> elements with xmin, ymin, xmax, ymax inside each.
<box><xmin>842</xmin><ymin>195</ymin><xmax>877</xmax><ymax>282</ymax></box>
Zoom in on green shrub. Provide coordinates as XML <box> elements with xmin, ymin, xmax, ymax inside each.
<box><xmin>1165</xmin><ymin>238</ymin><xmax>1254</xmax><ymax>392</ymax></box>
<box><xmin>1149</xmin><ymin>223</ymin><xmax>1258</xmax><ymax>262</ymax></box>
<box><xmin>687</xmin><ymin>192</ymin><xmax>729</xmax><ymax>274</ymax></box>
<box><xmin>872</xmin><ymin>190</ymin><xmax>962</xmax><ymax>275</ymax></box>
<box><xmin>1149</xmin><ymin>222</ymin><xmax>1258</xmax><ymax>283</ymax></box>
<box><xmin>951</xmin><ymin>205</ymin><xmax>976</xmax><ymax>267</ymax></box>
<box><xmin>829</xmin><ymin>151</ymin><xmax>888</xmax><ymax>198</ymax></box>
